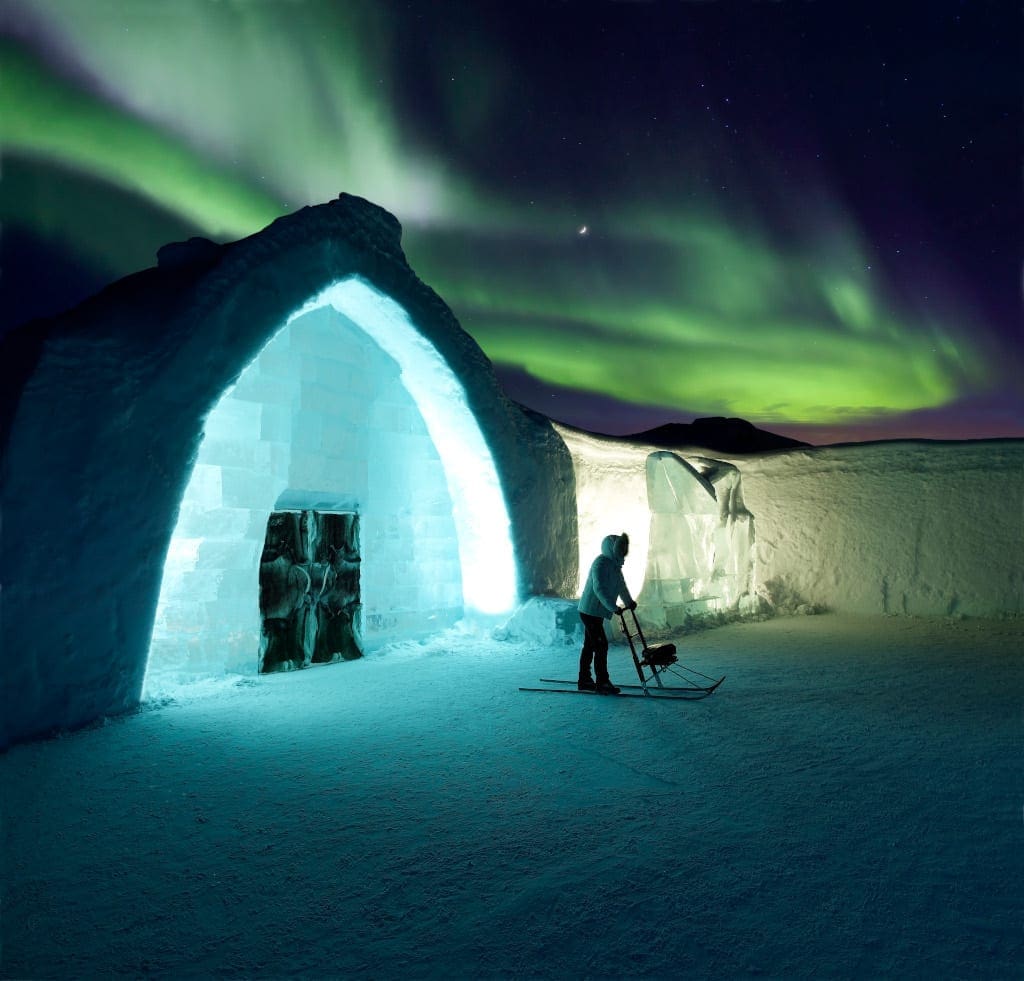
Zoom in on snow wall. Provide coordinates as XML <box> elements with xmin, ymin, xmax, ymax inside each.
<box><xmin>557</xmin><ymin>426</ymin><xmax>1023</xmax><ymax>626</ymax></box>
<box><xmin>729</xmin><ymin>441</ymin><xmax>1024</xmax><ymax>618</ymax></box>
<box><xmin>0</xmin><ymin>195</ymin><xmax>577</xmax><ymax>749</ymax></box>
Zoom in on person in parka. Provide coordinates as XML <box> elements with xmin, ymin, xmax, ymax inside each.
<box><xmin>577</xmin><ymin>532</ymin><xmax>636</xmax><ymax>693</ymax></box>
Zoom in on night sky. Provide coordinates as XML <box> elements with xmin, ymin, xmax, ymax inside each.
<box><xmin>2</xmin><ymin>0</ymin><xmax>1020</xmax><ymax>443</ymax></box>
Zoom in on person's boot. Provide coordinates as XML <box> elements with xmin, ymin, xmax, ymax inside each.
<box><xmin>578</xmin><ymin>651</ymin><xmax>595</xmax><ymax>691</ymax></box>
<box><xmin>595</xmin><ymin>678</ymin><xmax>621</xmax><ymax>695</ymax></box>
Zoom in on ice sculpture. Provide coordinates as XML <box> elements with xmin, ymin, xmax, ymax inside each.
<box><xmin>639</xmin><ymin>451</ymin><xmax>754</xmax><ymax>626</ymax></box>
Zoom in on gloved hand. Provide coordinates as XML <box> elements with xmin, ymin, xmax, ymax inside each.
<box><xmin>628</xmin><ymin>601</ymin><xmax>638</xmax><ymax>611</ymax></box>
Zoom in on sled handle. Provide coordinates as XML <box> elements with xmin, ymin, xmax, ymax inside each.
<box><xmin>616</xmin><ymin>605</ymin><xmax>649</xmax><ymax>650</ymax></box>
<box><xmin>615</xmin><ymin>607</ymin><xmax>648</xmax><ymax>686</ymax></box>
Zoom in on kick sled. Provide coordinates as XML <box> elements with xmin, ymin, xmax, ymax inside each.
<box><xmin>520</xmin><ymin>607</ymin><xmax>725</xmax><ymax>700</ymax></box>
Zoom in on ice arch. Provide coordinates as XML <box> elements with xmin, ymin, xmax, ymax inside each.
<box><xmin>0</xmin><ymin>194</ymin><xmax>577</xmax><ymax>748</ymax></box>
<box><xmin>306</xmin><ymin>280</ymin><xmax>516</xmax><ymax>616</ymax></box>
<box><xmin>146</xmin><ymin>278</ymin><xmax>516</xmax><ymax>691</ymax></box>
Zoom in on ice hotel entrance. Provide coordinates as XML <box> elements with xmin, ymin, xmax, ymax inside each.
<box><xmin>1</xmin><ymin>194</ymin><xmax>579</xmax><ymax>748</ymax></box>
<box><xmin>257</xmin><ymin>509</ymin><xmax>363</xmax><ymax>673</ymax></box>
<box><xmin>144</xmin><ymin>278</ymin><xmax>517</xmax><ymax>693</ymax></box>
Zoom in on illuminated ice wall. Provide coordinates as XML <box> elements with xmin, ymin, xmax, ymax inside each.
<box><xmin>554</xmin><ymin>425</ymin><xmax>757</xmax><ymax>624</ymax></box>
<box><xmin>554</xmin><ymin>428</ymin><xmax>1024</xmax><ymax>625</ymax></box>
<box><xmin>147</xmin><ymin>279</ymin><xmax>517</xmax><ymax>691</ymax></box>
<box><xmin>555</xmin><ymin>426</ymin><xmax>651</xmax><ymax>600</ymax></box>
<box><xmin>642</xmin><ymin>452</ymin><xmax>755</xmax><ymax>626</ymax></box>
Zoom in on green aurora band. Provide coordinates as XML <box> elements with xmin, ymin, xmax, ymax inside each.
<box><xmin>0</xmin><ymin>0</ymin><xmax>991</xmax><ymax>426</ymax></box>
<box><xmin>1</xmin><ymin>43</ymin><xmax>284</xmax><ymax>238</ymax></box>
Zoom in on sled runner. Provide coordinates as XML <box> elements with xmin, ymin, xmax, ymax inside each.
<box><xmin>519</xmin><ymin>608</ymin><xmax>724</xmax><ymax>700</ymax></box>
<box><xmin>614</xmin><ymin>606</ymin><xmax>724</xmax><ymax>698</ymax></box>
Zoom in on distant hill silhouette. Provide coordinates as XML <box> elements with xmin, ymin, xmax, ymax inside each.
<box><xmin>621</xmin><ymin>417</ymin><xmax>810</xmax><ymax>454</ymax></box>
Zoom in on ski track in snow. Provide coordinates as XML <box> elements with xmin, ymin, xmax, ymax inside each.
<box><xmin>3</xmin><ymin>614</ymin><xmax>1022</xmax><ymax>979</ymax></box>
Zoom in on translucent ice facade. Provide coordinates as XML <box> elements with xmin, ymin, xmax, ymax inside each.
<box><xmin>553</xmin><ymin>426</ymin><xmax>756</xmax><ymax>627</ymax></box>
<box><xmin>642</xmin><ymin>452</ymin><xmax>721</xmax><ymax>616</ymax></box>
<box><xmin>641</xmin><ymin>452</ymin><xmax>754</xmax><ymax>626</ymax></box>
<box><xmin>146</xmin><ymin>278</ymin><xmax>515</xmax><ymax>691</ymax></box>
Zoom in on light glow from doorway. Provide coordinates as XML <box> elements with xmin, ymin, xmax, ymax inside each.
<box><xmin>287</xmin><ymin>278</ymin><xmax>517</xmax><ymax>615</ymax></box>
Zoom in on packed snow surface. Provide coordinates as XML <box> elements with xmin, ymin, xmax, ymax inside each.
<box><xmin>3</xmin><ymin>614</ymin><xmax>1021</xmax><ymax>978</ymax></box>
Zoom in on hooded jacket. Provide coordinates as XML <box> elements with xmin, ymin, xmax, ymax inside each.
<box><xmin>578</xmin><ymin>534</ymin><xmax>635</xmax><ymax>619</ymax></box>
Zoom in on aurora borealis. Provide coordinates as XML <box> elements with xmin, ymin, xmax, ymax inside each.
<box><xmin>1</xmin><ymin>1</ymin><xmax>1019</xmax><ymax>443</ymax></box>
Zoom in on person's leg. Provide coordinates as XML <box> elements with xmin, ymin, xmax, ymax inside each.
<box><xmin>592</xmin><ymin>624</ymin><xmax>611</xmax><ymax>685</ymax></box>
<box><xmin>578</xmin><ymin>613</ymin><xmax>602</xmax><ymax>687</ymax></box>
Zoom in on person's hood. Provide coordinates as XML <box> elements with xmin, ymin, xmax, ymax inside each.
<box><xmin>600</xmin><ymin>534</ymin><xmax>628</xmax><ymax>566</ymax></box>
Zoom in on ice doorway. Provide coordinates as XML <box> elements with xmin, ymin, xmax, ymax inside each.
<box><xmin>143</xmin><ymin>277</ymin><xmax>516</xmax><ymax>695</ymax></box>
<box><xmin>258</xmin><ymin>510</ymin><xmax>363</xmax><ymax>673</ymax></box>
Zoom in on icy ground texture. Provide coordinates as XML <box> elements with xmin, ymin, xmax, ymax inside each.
<box><xmin>558</xmin><ymin>427</ymin><xmax>1024</xmax><ymax>621</ymax></box>
<box><xmin>4</xmin><ymin>615</ymin><xmax>1021</xmax><ymax>978</ymax></box>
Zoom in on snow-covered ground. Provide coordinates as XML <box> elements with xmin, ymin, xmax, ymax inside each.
<box><xmin>3</xmin><ymin>613</ymin><xmax>1021</xmax><ymax>978</ymax></box>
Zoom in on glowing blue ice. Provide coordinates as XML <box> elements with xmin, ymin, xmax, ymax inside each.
<box><xmin>295</xmin><ymin>279</ymin><xmax>517</xmax><ymax>615</ymax></box>
<box><xmin>145</xmin><ymin>276</ymin><xmax>516</xmax><ymax>693</ymax></box>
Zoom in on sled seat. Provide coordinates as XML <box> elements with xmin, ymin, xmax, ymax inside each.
<box><xmin>641</xmin><ymin>643</ymin><xmax>677</xmax><ymax>667</ymax></box>
<box><xmin>612</xmin><ymin>607</ymin><xmax>726</xmax><ymax>699</ymax></box>
<box><xmin>616</xmin><ymin>608</ymin><xmax>683</xmax><ymax>684</ymax></box>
